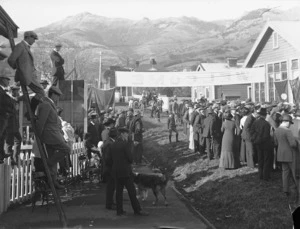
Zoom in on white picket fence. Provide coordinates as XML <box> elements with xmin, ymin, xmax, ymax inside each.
<box><xmin>0</xmin><ymin>141</ymin><xmax>85</xmax><ymax>215</ymax></box>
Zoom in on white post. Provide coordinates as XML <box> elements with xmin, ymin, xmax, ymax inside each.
<box><xmin>98</xmin><ymin>51</ymin><xmax>102</xmax><ymax>89</ymax></box>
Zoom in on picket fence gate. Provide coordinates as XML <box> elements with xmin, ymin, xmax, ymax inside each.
<box><xmin>0</xmin><ymin>141</ymin><xmax>85</xmax><ymax>215</ymax></box>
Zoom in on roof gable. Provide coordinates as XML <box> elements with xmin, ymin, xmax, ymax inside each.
<box><xmin>243</xmin><ymin>21</ymin><xmax>300</xmax><ymax>68</ymax></box>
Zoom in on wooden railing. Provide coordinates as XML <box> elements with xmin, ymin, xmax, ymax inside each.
<box><xmin>0</xmin><ymin>141</ymin><xmax>85</xmax><ymax>215</ymax></box>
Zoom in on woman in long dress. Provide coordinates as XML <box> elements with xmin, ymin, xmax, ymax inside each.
<box><xmin>219</xmin><ymin>113</ymin><xmax>238</xmax><ymax>169</ymax></box>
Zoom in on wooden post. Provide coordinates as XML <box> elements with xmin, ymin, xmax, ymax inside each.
<box><xmin>6</xmin><ymin>26</ymin><xmax>68</xmax><ymax>228</ymax></box>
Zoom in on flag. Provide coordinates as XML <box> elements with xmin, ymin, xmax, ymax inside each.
<box><xmin>274</xmin><ymin>80</ymin><xmax>288</xmax><ymax>101</ymax></box>
<box><xmin>289</xmin><ymin>77</ymin><xmax>300</xmax><ymax>104</ymax></box>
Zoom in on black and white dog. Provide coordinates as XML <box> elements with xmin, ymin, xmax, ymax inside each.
<box><xmin>133</xmin><ymin>169</ymin><xmax>168</xmax><ymax>206</ymax></box>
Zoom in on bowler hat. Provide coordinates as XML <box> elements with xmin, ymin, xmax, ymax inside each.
<box><xmin>103</xmin><ymin>118</ymin><xmax>115</xmax><ymax>126</ymax></box>
<box><xmin>257</xmin><ymin>107</ymin><xmax>267</xmax><ymax>116</ymax></box>
<box><xmin>281</xmin><ymin>114</ymin><xmax>294</xmax><ymax>124</ymax></box>
<box><xmin>24</xmin><ymin>31</ymin><xmax>38</xmax><ymax>40</ymax></box>
<box><xmin>55</xmin><ymin>43</ymin><xmax>62</xmax><ymax>47</ymax></box>
<box><xmin>49</xmin><ymin>86</ymin><xmax>63</xmax><ymax>95</ymax></box>
<box><xmin>89</xmin><ymin>111</ymin><xmax>97</xmax><ymax>118</ymax></box>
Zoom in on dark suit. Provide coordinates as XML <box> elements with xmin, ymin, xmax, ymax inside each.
<box><xmin>106</xmin><ymin>138</ymin><xmax>141</xmax><ymax>214</ymax></box>
<box><xmin>202</xmin><ymin>114</ymin><xmax>214</xmax><ymax>159</ymax></box>
<box><xmin>132</xmin><ymin>117</ymin><xmax>144</xmax><ymax>164</ymax></box>
<box><xmin>35</xmin><ymin>99</ymin><xmax>70</xmax><ymax>174</ymax></box>
<box><xmin>8</xmin><ymin>41</ymin><xmax>45</xmax><ymax>99</ymax></box>
<box><xmin>274</xmin><ymin>126</ymin><xmax>298</xmax><ymax>192</ymax></box>
<box><xmin>241</xmin><ymin>114</ymin><xmax>256</xmax><ymax>168</ymax></box>
<box><xmin>182</xmin><ymin>109</ymin><xmax>189</xmax><ymax>137</ymax></box>
<box><xmin>192</xmin><ymin>112</ymin><xmax>200</xmax><ymax>153</ymax></box>
<box><xmin>88</xmin><ymin>121</ymin><xmax>101</xmax><ymax>145</ymax></box>
<box><xmin>250</xmin><ymin>117</ymin><xmax>272</xmax><ymax>180</ymax></box>
<box><xmin>211</xmin><ymin>112</ymin><xmax>222</xmax><ymax>159</ymax></box>
<box><xmin>50</xmin><ymin>50</ymin><xmax>65</xmax><ymax>86</ymax></box>
<box><xmin>0</xmin><ymin>86</ymin><xmax>14</xmax><ymax>162</ymax></box>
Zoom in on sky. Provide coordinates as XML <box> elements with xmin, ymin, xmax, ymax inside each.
<box><xmin>1</xmin><ymin>0</ymin><xmax>300</xmax><ymax>31</ymax></box>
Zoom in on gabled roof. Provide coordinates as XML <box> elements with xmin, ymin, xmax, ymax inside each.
<box><xmin>243</xmin><ymin>21</ymin><xmax>300</xmax><ymax>68</ymax></box>
<box><xmin>134</xmin><ymin>64</ymin><xmax>169</xmax><ymax>72</ymax></box>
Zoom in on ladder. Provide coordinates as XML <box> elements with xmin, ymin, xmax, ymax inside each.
<box><xmin>6</xmin><ymin>26</ymin><xmax>68</xmax><ymax>228</ymax></box>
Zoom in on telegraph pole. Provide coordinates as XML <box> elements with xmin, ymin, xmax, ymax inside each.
<box><xmin>98</xmin><ymin>51</ymin><xmax>102</xmax><ymax>89</ymax></box>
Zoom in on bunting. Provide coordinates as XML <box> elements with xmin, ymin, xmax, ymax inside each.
<box><xmin>289</xmin><ymin>77</ymin><xmax>300</xmax><ymax>104</ymax></box>
<box><xmin>274</xmin><ymin>80</ymin><xmax>289</xmax><ymax>101</ymax></box>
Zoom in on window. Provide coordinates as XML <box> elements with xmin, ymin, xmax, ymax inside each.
<box><xmin>267</xmin><ymin>61</ymin><xmax>288</xmax><ymax>102</ymax></box>
<box><xmin>273</xmin><ymin>32</ymin><xmax>278</xmax><ymax>49</ymax></box>
<box><xmin>291</xmin><ymin>59</ymin><xmax>299</xmax><ymax>79</ymax></box>
<box><xmin>205</xmin><ymin>87</ymin><xmax>209</xmax><ymax>99</ymax></box>
<box><xmin>254</xmin><ymin>83</ymin><xmax>265</xmax><ymax>102</ymax></box>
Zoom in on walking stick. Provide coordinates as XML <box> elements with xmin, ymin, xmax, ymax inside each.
<box><xmin>6</xmin><ymin>26</ymin><xmax>68</xmax><ymax>228</ymax></box>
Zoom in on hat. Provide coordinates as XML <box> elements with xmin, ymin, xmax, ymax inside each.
<box><xmin>49</xmin><ymin>86</ymin><xmax>62</xmax><ymax>95</ymax></box>
<box><xmin>103</xmin><ymin>118</ymin><xmax>115</xmax><ymax>126</ymax></box>
<box><xmin>40</xmin><ymin>80</ymin><xmax>49</xmax><ymax>85</ymax></box>
<box><xmin>281</xmin><ymin>114</ymin><xmax>293</xmax><ymax>124</ymax></box>
<box><xmin>207</xmin><ymin>107</ymin><xmax>213</xmax><ymax>114</ymax></box>
<box><xmin>0</xmin><ymin>75</ymin><xmax>10</xmax><ymax>80</ymax></box>
<box><xmin>134</xmin><ymin>110</ymin><xmax>141</xmax><ymax>116</ymax></box>
<box><xmin>109</xmin><ymin>127</ymin><xmax>118</xmax><ymax>138</ymax></box>
<box><xmin>100</xmin><ymin>110</ymin><xmax>106</xmax><ymax>115</ymax></box>
<box><xmin>10</xmin><ymin>84</ymin><xmax>20</xmax><ymax>90</ymax></box>
<box><xmin>118</xmin><ymin>127</ymin><xmax>129</xmax><ymax>133</ymax></box>
<box><xmin>55</xmin><ymin>43</ymin><xmax>62</xmax><ymax>47</ymax></box>
<box><xmin>257</xmin><ymin>107</ymin><xmax>267</xmax><ymax>116</ymax></box>
<box><xmin>89</xmin><ymin>111</ymin><xmax>97</xmax><ymax>118</ymax></box>
<box><xmin>24</xmin><ymin>31</ymin><xmax>38</xmax><ymax>40</ymax></box>
<box><xmin>212</xmin><ymin>104</ymin><xmax>219</xmax><ymax>109</ymax></box>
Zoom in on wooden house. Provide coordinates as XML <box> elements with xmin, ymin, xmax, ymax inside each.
<box><xmin>244</xmin><ymin>21</ymin><xmax>300</xmax><ymax>103</ymax></box>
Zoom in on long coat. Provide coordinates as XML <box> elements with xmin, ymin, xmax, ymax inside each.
<box><xmin>241</xmin><ymin>114</ymin><xmax>256</xmax><ymax>141</ymax></box>
<box><xmin>274</xmin><ymin>126</ymin><xmax>298</xmax><ymax>162</ymax></box>
<box><xmin>35</xmin><ymin>100</ymin><xmax>66</xmax><ymax>145</ymax></box>
<box><xmin>202</xmin><ymin>114</ymin><xmax>214</xmax><ymax>138</ymax></box>
<box><xmin>106</xmin><ymin>138</ymin><xmax>133</xmax><ymax>178</ymax></box>
<box><xmin>8</xmin><ymin>41</ymin><xmax>37</xmax><ymax>86</ymax></box>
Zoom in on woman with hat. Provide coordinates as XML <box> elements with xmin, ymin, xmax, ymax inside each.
<box><xmin>274</xmin><ymin>114</ymin><xmax>299</xmax><ymax>203</ymax></box>
<box><xmin>219</xmin><ymin>113</ymin><xmax>238</xmax><ymax>169</ymax></box>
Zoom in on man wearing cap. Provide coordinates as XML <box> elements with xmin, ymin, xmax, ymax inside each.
<box><xmin>202</xmin><ymin>107</ymin><xmax>214</xmax><ymax>160</ymax></box>
<box><xmin>8</xmin><ymin>31</ymin><xmax>46</xmax><ymax>100</ymax></box>
<box><xmin>6</xmin><ymin>84</ymin><xmax>22</xmax><ymax>165</ymax></box>
<box><xmin>0</xmin><ymin>75</ymin><xmax>15</xmax><ymax>164</ymax></box>
<box><xmin>274</xmin><ymin>114</ymin><xmax>299</xmax><ymax>202</ymax></box>
<box><xmin>35</xmin><ymin>86</ymin><xmax>70</xmax><ymax>189</ymax></box>
<box><xmin>211</xmin><ymin>104</ymin><xmax>222</xmax><ymax>159</ymax></box>
<box><xmin>250</xmin><ymin>107</ymin><xmax>272</xmax><ymax>181</ymax></box>
<box><xmin>50</xmin><ymin>43</ymin><xmax>65</xmax><ymax>86</ymax></box>
<box><xmin>102</xmin><ymin>118</ymin><xmax>116</xmax><ymax>143</ymax></box>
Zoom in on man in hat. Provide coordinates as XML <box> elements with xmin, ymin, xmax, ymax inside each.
<box><xmin>35</xmin><ymin>86</ymin><xmax>70</xmax><ymax>189</ymax></box>
<box><xmin>211</xmin><ymin>103</ymin><xmax>222</xmax><ymax>159</ymax></box>
<box><xmin>8</xmin><ymin>31</ymin><xmax>46</xmax><ymax>100</ymax></box>
<box><xmin>102</xmin><ymin>118</ymin><xmax>116</xmax><ymax>143</ymax></box>
<box><xmin>50</xmin><ymin>43</ymin><xmax>65</xmax><ymax>86</ymax></box>
<box><xmin>106</xmin><ymin>127</ymin><xmax>148</xmax><ymax>216</ymax></box>
<box><xmin>193</xmin><ymin>106</ymin><xmax>206</xmax><ymax>154</ymax></box>
<box><xmin>274</xmin><ymin>114</ymin><xmax>299</xmax><ymax>203</ymax></box>
<box><xmin>182</xmin><ymin>103</ymin><xmax>190</xmax><ymax>138</ymax></box>
<box><xmin>167</xmin><ymin>113</ymin><xmax>179</xmax><ymax>143</ymax></box>
<box><xmin>241</xmin><ymin>106</ymin><xmax>257</xmax><ymax>168</ymax></box>
<box><xmin>172</xmin><ymin>98</ymin><xmax>179</xmax><ymax>124</ymax></box>
<box><xmin>130</xmin><ymin>110</ymin><xmax>144</xmax><ymax>164</ymax></box>
<box><xmin>6</xmin><ymin>84</ymin><xmax>22</xmax><ymax>165</ymax></box>
<box><xmin>115</xmin><ymin>110</ymin><xmax>126</xmax><ymax>129</ymax></box>
<box><xmin>88</xmin><ymin>112</ymin><xmax>101</xmax><ymax>146</ymax></box>
<box><xmin>202</xmin><ymin>107</ymin><xmax>214</xmax><ymax>160</ymax></box>
<box><xmin>250</xmin><ymin>107</ymin><xmax>272</xmax><ymax>181</ymax></box>
<box><xmin>0</xmin><ymin>75</ymin><xmax>15</xmax><ymax>164</ymax></box>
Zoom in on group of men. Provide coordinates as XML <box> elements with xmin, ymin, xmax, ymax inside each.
<box><xmin>85</xmin><ymin>107</ymin><xmax>148</xmax><ymax>216</ymax></box>
<box><xmin>0</xmin><ymin>30</ymin><xmax>69</xmax><ymax>190</ymax></box>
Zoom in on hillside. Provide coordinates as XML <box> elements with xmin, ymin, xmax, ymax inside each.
<box><xmin>1</xmin><ymin>7</ymin><xmax>300</xmax><ymax>82</ymax></box>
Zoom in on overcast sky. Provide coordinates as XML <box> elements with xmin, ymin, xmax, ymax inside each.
<box><xmin>1</xmin><ymin>0</ymin><xmax>300</xmax><ymax>31</ymax></box>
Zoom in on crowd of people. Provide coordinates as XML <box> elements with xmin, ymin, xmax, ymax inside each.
<box><xmin>172</xmin><ymin>96</ymin><xmax>300</xmax><ymax>204</ymax></box>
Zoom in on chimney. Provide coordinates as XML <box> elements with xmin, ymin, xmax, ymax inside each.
<box><xmin>227</xmin><ymin>58</ymin><xmax>238</xmax><ymax>68</ymax></box>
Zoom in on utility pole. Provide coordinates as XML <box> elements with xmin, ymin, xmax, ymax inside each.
<box><xmin>98</xmin><ymin>51</ymin><xmax>102</xmax><ymax>89</ymax></box>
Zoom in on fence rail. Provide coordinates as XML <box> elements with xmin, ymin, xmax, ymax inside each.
<box><xmin>0</xmin><ymin>141</ymin><xmax>85</xmax><ymax>215</ymax></box>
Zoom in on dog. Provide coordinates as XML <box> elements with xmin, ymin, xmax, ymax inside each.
<box><xmin>133</xmin><ymin>170</ymin><xmax>168</xmax><ymax>206</ymax></box>
<box><xmin>31</xmin><ymin>173</ymin><xmax>51</xmax><ymax>212</ymax></box>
